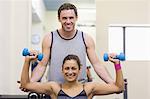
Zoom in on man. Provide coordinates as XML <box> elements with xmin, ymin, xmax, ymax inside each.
<box><xmin>30</xmin><ymin>3</ymin><xmax>114</xmax><ymax>84</ymax></box>
<box><xmin>20</xmin><ymin>3</ymin><xmax>114</xmax><ymax>89</ymax></box>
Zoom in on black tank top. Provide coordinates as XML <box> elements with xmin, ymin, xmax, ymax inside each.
<box><xmin>57</xmin><ymin>84</ymin><xmax>88</xmax><ymax>99</ymax></box>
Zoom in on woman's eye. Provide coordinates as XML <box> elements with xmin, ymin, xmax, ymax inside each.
<box><xmin>65</xmin><ymin>67</ymin><xmax>69</xmax><ymax>70</ymax></box>
<box><xmin>72</xmin><ymin>67</ymin><xmax>77</xmax><ymax>70</ymax></box>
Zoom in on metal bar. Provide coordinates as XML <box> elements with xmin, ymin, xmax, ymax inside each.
<box><xmin>123</xmin><ymin>27</ymin><xmax>126</xmax><ymax>55</ymax></box>
<box><xmin>124</xmin><ymin>79</ymin><xmax>128</xmax><ymax>99</ymax></box>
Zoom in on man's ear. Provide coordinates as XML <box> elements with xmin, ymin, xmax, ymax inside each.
<box><xmin>58</xmin><ymin>16</ymin><xmax>61</xmax><ymax>22</ymax></box>
<box><xmin>76</xmin><ymin>16</ymin><xmax>78</xmax><ymax>20</ymax></box>
<box><xmin>75</xmin><ymin>16</ymin><xmax>78</xmax><ymax>22</ymax></box>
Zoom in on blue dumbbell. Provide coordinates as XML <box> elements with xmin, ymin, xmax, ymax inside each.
<box><xmin>103</xmin><ymin>52</ymin><xmax>125</xmax><ymax>61</ymax></box>
<box><xmin>22</xmin><ymin>48</ymin><xmax>43</xmax><ymax>61</ymax></box>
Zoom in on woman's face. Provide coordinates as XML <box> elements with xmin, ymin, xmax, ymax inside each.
<box><xmin>62</xmin><ymin>59</ymin><xmax>80</xmax><ymax>82</ymax></box>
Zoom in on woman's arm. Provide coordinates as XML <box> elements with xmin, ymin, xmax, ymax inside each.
<box><xmin>92</xmin><ymin>54</ymin><xmax>124</xmax><ymax>95</ymax></box>
<box><xmin>19</xmin><ymin>33</ymin><xmax>51</xmax><ymax>92</ymax></box>
<box><xmin>20</xmin><ymin>55</ymin><xmax>53</xmax><ymax>94</ymax></box>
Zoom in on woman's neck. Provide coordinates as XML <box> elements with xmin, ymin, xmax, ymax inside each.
<box><xmin>63</xmin><ymin>81</ymin><xmax>81</xmax><ymax>88</ymax></box>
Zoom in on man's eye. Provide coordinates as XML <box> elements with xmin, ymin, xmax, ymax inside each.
<box><xmin>70</xmin><ymin>17</ymin><xmax>73</xmax><ymax>19</ymax></box>
<box><xmin>62</xmin><ymin>17</ymin><xmax>67</xmax><ymax>19</ymax></box>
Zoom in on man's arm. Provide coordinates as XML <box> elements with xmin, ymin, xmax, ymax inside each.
<box><xmin>30</xmin><ymin>33</ymin><xmax>52</xmax><ymax>82</ymax></box>
<box><xmin>84</xmin><ymin>33</ymin><xmax>114</xmax><ymax>83</ymax></box>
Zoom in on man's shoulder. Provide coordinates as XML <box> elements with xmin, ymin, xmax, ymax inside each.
<box><xmin>42</xmin><ymin>32</ymin><xmax>53</xmax><ymax>44</ymax></box>
<box><xmin>44</xmin><ymin>29</ymin><xmax>57</xmax><ymax>37</ymax></box>
<box><xmin>76</xmin><ymin>29</ymin><xmax>88</xmax><ymax>37</ymax></box>
<box><xmin>44</xmin><ymin>32</ymin><xmax>52</xmax><ymax>38</ymax></box>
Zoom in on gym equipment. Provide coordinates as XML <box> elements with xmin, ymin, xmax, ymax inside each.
<box><xmin>103</xmin><ymin>52</ymin><xmax>125</xmax><ymax>61</ymax></box>
<box><xmin>0</xmin><ymin>95</ymin><xmax>27</xmax><ymax>99</ymax></box>
<box><xmin>124</xmin><ymin>79</ymin><xmax>128</xmax><ymax>99</ymax></box>
<box><xmin>28</xmin><ymin>92</ymin><xmax>39</xmax><ymax>99</ymax></box>
<box><xmin>22</xmin><ymin>48</ymin><xmax>43</xmax><ymax>61</ymax></box>
<box><xmin>28</xmin><ymin>92</ymin><xmax>50</xmax><ymax>99</ymax></box>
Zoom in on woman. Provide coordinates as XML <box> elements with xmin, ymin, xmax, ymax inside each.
<box><xmin>20</xmin><ymin>52</ymin><xmax>124</xmax><ymax>99</ymax></box>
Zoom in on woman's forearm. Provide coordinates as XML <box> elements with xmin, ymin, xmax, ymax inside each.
<box><xmin>115</xmin><ymin>63</ymin><xmax>124</xmax><ymax>92</ymax></box>
<box><xmin>21</xmin><ymin>59</ymin><xmax>30</xmax><ymax>88</ymax></box>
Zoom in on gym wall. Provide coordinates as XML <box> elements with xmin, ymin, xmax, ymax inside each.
<box><xmin>96</xmin><ymin>0</ymin><xmax>150</xmax><ymax>99</ymax></box>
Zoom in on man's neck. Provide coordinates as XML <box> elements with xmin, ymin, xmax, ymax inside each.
<box><xmin>58</xmin><ymin>29</ymin><xmax>76</xmax><ymax>39</ymax></box>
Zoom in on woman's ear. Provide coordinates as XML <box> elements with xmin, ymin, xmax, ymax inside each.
<box><xmin>78</xmin><ymin>65</ymin><xmax>81</xmax><ymax>73</ymax></box>
<box><xmin>61</xmin><ymin>65</ymin><xmax>64</xmax><ymax>73</ymax></box>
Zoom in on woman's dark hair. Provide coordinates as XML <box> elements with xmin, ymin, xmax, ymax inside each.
<box><xmin>58</xmin><ymin>3</ymin><xmax>78</xmax><ymax>18</ymax></box>
<box><xmin>62</xmin><ymin>54</ymin><xmax>81</xmax><ymax>70</ymax></box>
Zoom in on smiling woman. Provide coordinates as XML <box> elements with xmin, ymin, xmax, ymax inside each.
<box><xmin>20</xmin><ymin>52</ymin><xmax>124</xmax><ymax>99</ymax></box>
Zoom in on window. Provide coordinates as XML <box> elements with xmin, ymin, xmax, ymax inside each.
<box><xmin>108</xmin><ymin>24</ymin><xmax>150</xmax><ymax>61</ymax></box>
<box><xmin>108</xmin><ymin>27</ymin><xmax>124</xmax><ymax>53</ymax></box>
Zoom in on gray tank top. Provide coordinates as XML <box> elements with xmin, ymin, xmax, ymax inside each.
<box><xmin>48</xmin><ymin>29</ymin><xmax>87</xmax><ymax>83</ymax></box>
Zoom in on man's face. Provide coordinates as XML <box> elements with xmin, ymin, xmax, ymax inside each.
<box><xmin>62</xmin><ymin>59</ymin><xmax>80</xmax><ymax>82</ymax></box>
<box><xmin>58</xmin><ymin>9</ymin><xmax>78</xmax><ymax>32</ymax></box>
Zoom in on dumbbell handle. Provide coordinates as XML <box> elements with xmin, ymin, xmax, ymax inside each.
<box><xmin>22</xmin><ymin>48</ymin><xmax>43</xmax><ymax>61</ymax></box>
<box><xmin>103</xmin><ymin>53</ymin><xmax>125</xmax><ymax>61</ymax></box>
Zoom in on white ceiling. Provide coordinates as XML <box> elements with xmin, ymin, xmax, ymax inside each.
<box><xmin>43</xmin><ymin>0</ymin><xmax>95</xmax><ymax>10</ymax></box>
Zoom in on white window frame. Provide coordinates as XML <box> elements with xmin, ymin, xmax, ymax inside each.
<box><xmin>108</xmin><ymin>24</ymin><xmax>150</xmax><ymax>61</ymax></box>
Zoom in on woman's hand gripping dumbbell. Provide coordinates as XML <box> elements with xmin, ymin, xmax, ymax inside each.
<box><xmin>103</xmin><ymin>53</ymin><xmax>124</xmax><ymax>73</ymax></box>
<box><xmin>103</xmin><ymin>52</ymin><xmax>125</xmax><ymax>61</ymax></box>
<box><xmin>22</xmin><ymin>48</ymin><xmax>44</xmax><ymax>69</ymax></box>
<box><xmin>22</xmin><ymin>48</ymin><xmax>43</xmax><ymax>61</ymax></box>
